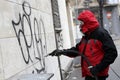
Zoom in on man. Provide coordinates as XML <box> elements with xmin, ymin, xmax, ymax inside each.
<box><xmin>49</xmin><ymin>10</ymin><xmax>118</xmax><ymax>80</ymax></box>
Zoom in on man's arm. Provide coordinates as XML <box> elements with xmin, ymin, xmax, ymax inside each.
<box><xmin>49</xmin><ymin>43</ymin><xmax>80</xmax><ymax>57</ymax></box>
<box><xmin>90</xmin><ymin>29</ymin><xmax>118</xmax><ymax>75</ymax></box>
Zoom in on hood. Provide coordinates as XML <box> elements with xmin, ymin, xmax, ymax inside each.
<box><xmin>77</xmin><ymin>10</ymin><xmax>99</xmax><ymax>34</ymax></box>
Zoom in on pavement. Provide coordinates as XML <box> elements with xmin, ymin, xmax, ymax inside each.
<box><xmin>66</xmin><ymin>38</ymin><xmax>120</xmax><ymax>80</ymax></box>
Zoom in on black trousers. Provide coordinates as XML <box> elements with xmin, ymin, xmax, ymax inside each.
<box><xmin>85</xmin><ymin>76</ymin><xmax>106</xmax><ymax>80</ymax></box>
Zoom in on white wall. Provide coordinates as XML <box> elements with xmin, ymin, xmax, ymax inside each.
<box><xmin>0</xmin><ymin>0</ymin><xmax>72</xmax><ymax>80</ymax></box>
<box><xmin>57</xmin><ymin>0</ymin><xmax>73</xmax><ymax>70</ymax></box>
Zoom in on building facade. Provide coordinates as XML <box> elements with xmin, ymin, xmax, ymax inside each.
<box><xmin>72</xmin><ymin>0</ymin><xmax>120</xmax><ymax>39</ymax></box>
<box><xmin>0</xmin><ymin>0</ymin><xmax>75</xmax><ymax>80</ymax></box>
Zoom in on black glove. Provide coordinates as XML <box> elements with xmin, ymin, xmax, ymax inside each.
<box><xmin>49</xmin><ymin>49</ymin><xmax>64</xmax><ymax>56</ymax></box>
<box><xmin>90</xmin><ymin>66</ymin><xmax>99</xmax><ymax>76</ymax></box>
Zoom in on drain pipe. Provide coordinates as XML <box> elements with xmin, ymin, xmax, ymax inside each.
<box><xmin>97</xmin><ymin>0</ymin><xmax>104</xmax><ymax>27</ymax></box>
<box><xmin>54</xmin><ymin>28</ymin><xmax>63</xmax><ymax>80</ymax></box>
<box><xmin>50</xmin><ymin>0</ymin><xmax>64</xmax><ymax>79</ymax></box>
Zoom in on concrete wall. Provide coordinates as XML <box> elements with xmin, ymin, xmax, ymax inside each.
<box><xmin>0</xmin><ymin>0</ymin><xmax>73</xmax><ymax>80</ymax></box>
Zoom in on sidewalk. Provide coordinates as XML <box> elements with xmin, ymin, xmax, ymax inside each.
<box><xmin>66</xmin><ymin>39</ymin><xmax>120</xmax><ymax>80</ymax></box>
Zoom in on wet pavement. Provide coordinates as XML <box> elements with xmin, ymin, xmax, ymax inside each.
<box><xmin>66</xmin><ymin>39</ymin><xmax>120</xmax><ymax>80</ymax></box>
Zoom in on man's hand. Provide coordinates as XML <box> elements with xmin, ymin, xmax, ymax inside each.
<box><xmin>49</xmin><ymin>49</ymin><xmax>63</xmax><ymax>56</ymax></box>
<box><xmin>90</xmin><ymin>66</ymin><xmax>98</xmax><ymax>76</ymax></box>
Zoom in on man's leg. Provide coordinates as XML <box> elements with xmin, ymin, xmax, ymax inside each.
<box><xmin>85</xmin><ymin>76</ymin><xmax>106</xmax><ymax>80</ymax></box>
<box><xmin>85</xmin><ymin>76</ymin><xmax>96</xmax><ymax>80</ymax></box>
<box><xmin>98</xmin><ymin>76</ymin><xmax>106</xmax><ymax>80</ymax></box>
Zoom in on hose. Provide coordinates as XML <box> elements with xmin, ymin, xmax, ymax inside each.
<box><xmin>60</xmin><ymin>50</ymin><xmax>98</xmax><ymax>80</ymax></box>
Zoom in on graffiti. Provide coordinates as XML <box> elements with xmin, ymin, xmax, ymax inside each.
<box><xmin>12</xmin><ymin>1</ymin><xmax>47</xmax><ymax>73</ymax></box>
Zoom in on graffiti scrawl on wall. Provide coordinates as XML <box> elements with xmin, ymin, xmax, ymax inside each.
<box><xmin>12</xmin><ymin>1</ymin><xmax>47</xmax><ymax>73</ymax></box>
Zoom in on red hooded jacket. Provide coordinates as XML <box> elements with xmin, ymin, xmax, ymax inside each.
<box><xmin>78</xmin><ymin>10</ymin><xmax>99</xmax><ymax>34</ymax></box>
<box><xmin>65</xmin><ymin>10</ymin><xmax>117</xmax><ymax>77</ymax></box>
<box><xmin>53</xmin><ymin>10</ymin><xmax>117</xmax><ymax>78</ymax></box>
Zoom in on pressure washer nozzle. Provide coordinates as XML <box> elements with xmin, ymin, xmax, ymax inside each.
<box><xmin>88</xmin><ymin>66</ymin><xmax>93</xmax><ymax>69</ymax></box>
<box><xmin>44</xmin><ymin>54</ymin><xmax>50</xmax><ymax>57</ymax></box>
